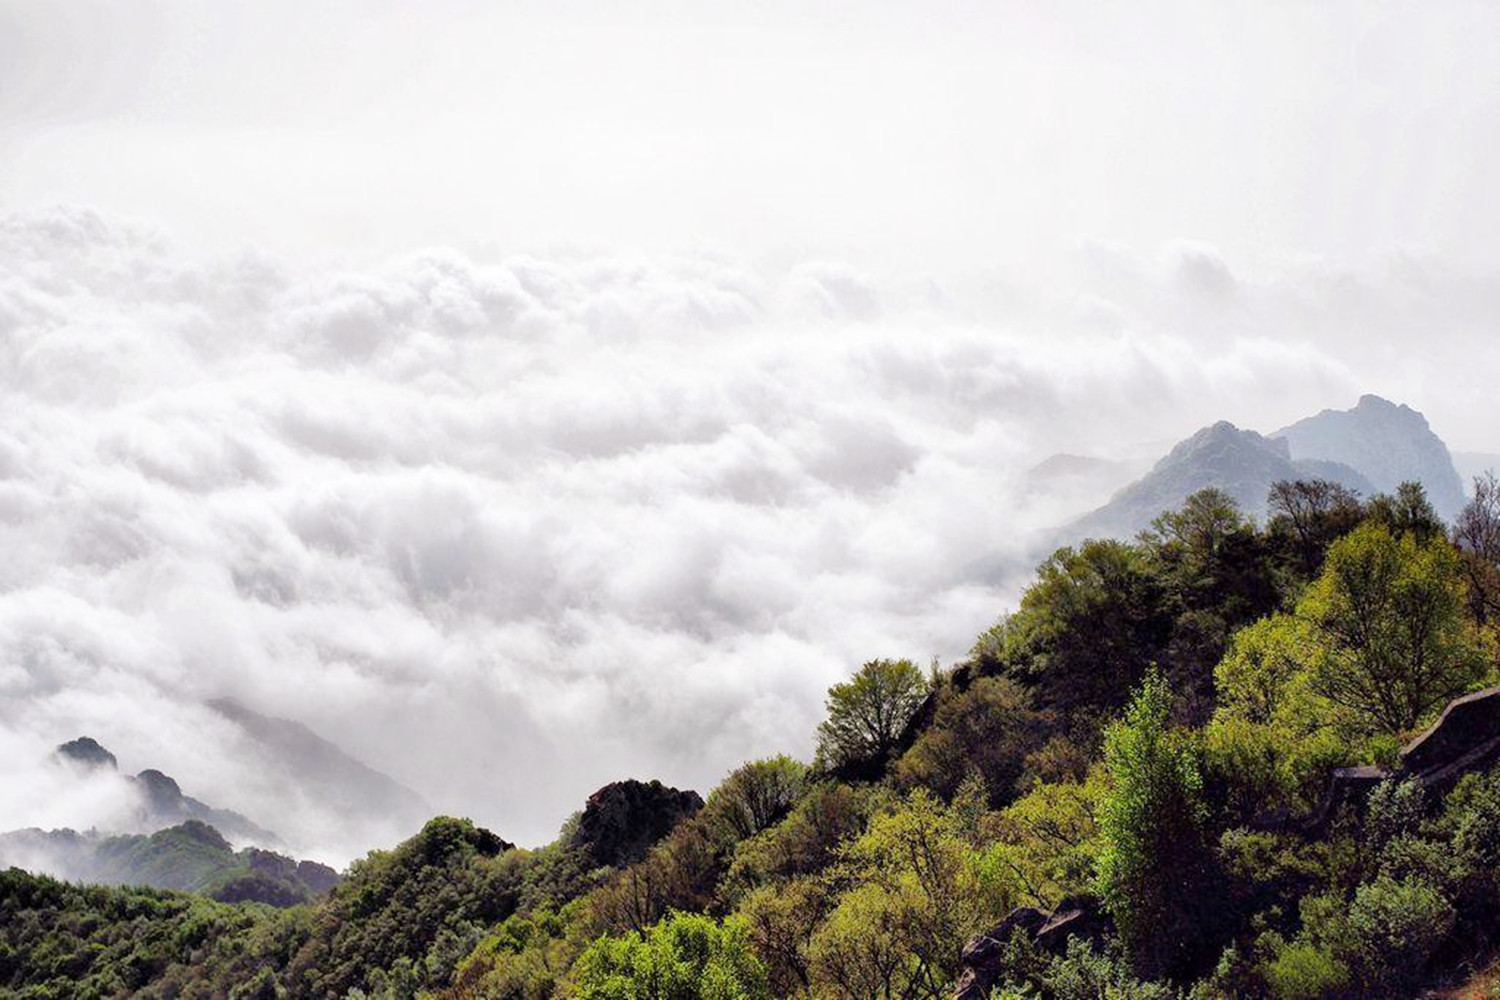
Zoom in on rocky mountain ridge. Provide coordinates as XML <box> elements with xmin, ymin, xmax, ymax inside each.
<box><xmin>1070</xmin><ymin>395</ymin><xmax>1465</xmax><ymax>540</ymax></box>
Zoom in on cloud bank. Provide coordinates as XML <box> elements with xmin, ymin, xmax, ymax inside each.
<box><xmin>0</xmin><ymin>206</ymin><xmax>1492</xmax><ymax>859</ymax></box>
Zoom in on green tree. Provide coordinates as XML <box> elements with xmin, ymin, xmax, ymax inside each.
<box><xmin>807</xmin><ymin>791</ymin><xmax>999</xmax><ymax>1000</ymax></box>
<box><xmin>1301</xmin><ymin>522</ymin><xmax>1490</xmax><ymax>735</ymax></box>
<box><xmin>974</xmin><ymin>539</ymin><xmax>1172</xmax><ymax>712</ymax></box>
<box><xmin>1204</xmin><ymin>614</ymin><xmax>1350</xmax><ymax>816</ymax></box>
<box><xmin>1143</xmin><ymin>488</ymin><xmax>1280</xmax><ymax>719</ymax></box>
<box><xmin>1266</xmin><ymin>479</ymin><xmax>1365</xmax><ymax>583</ymax></box>
<box><xmin>978</xmin><ymin>767</ymin><xmax>1106</xmax><ymax>908</ymax></box>
<box><xmin>814</xmin><ymin>659</ymin><xmax>929</xmax><ymax>775</ymax></box>
<box><xmin>892</xmin><ymin>676</ymin><xmax>1048</xmax><ymax>805</ymax></box>
<box><xmin>1365</xmin><ymin>481</ymin><xmax>1446</xmax><ymax>543</ymax></box>
<box><xmin>1096</xmin><ymin>673</ymin><xmax>1213</xmax><ymax>978</ymax></box>
<box><xmin>570</xmin><ymin>912</ymin><xmax>770</xmax><ymax>1000</ymax></box>
<box><xmin>1147</xmin><ymin>487</ymin><xmax>1246</xmax><ymax>564</ymax></box>
<box><xmin>702</xmin><ymin>757</ymin><xmax>809</xmax><ymax>845</ymax></box>
<box><xmin>720</xmin><ymin>785</ymin><xmax>873</xmax><ymax>903</ymax></box>
<box><xmin>735</xmin><ymin>878</ymin><xmax>826</xmax><ymax>998</ymax></box>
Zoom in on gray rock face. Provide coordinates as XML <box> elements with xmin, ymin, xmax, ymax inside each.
<box><xmin>1070</xmin><ymin>421</ymin><xmax>1370</xmax><ymax>539</ymax></box>
<box><xmin>1273</xmin><ymin>395</ymin><xmax>1465</xmax><ymax>519</ymax></box>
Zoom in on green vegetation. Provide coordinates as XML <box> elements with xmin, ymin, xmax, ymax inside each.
<box><xmin>8</xmin><ymin>477</ymin><xmax>1500</xmax><ymax>999</ymax></box>
<box><xmin>571</xmin><ymin>912</ymin><xmax>769</xmax><ymax>1000</ymax></box>
<box><xmin>813</xmin><ymin>658</ymin><xmax>930</xmax><ymax>776</ymax></box>
<box><xmin>1096</xmin><ymin>673</ymin><xmax>1214</xmax><ymax>978</ymax></box>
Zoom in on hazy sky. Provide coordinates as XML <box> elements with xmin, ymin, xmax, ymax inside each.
<box><xmin>2</xmin><ymin>1</ymin><xmax>1499</xmax><ymax>859</ymax></box>
<box><xmin>6</xmin><ymin>1</ymin><xmax>1500</xmax><ymax>271</ymax></box>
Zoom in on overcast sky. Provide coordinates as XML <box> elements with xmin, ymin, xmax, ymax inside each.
<box><xmin>2</xmin><ymin>1</ymin><xmax>1499</xmax><ymax>859</ymax></box>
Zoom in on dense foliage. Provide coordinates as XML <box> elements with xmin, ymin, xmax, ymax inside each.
<box><xmin>8</xmin><ymin>477</ymin><xmax>1500</xmax><ymax>999</ymax></box>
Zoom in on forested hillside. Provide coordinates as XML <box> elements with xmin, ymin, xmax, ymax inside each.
<box><xmin>7</xmin><ymin>475</ymin><xmax>1500</xmax><ymax>999</ymax></box>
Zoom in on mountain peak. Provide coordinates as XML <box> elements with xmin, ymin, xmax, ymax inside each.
<box><xmin>55</xmin><ymin>737</ymin><xmax>117</xmax><ymax>772</ymax></box>
<box><xmin>1356</xmin><ymin>393</ymin><xmax>1396</xmax><ymax>408</ymax></box>
<box><xmin>136</xmin><ymin>769</ymin><xmax>185</xmax><ymax>810</ymax></box>
<box><xmin>1066</xmin><ymin>418</ymin><xmax>1362</xmax><ymax>540</ymax></box>
<box><xmin>1274</xmin><ymin>396</ymin><xmax>1462</xmax><ymax>516</ymax></box>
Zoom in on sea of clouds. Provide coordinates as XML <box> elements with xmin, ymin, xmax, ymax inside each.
<box><xmin>2</xmin><ymin>206</ymin><xmax>1495</xmax><ymax>861</ymax></box>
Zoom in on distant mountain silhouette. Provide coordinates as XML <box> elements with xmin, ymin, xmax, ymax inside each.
<box><xmin>1271</xmin><ymin>394</ymin><xmax>1465</xmax><ymax>519</ymax></box>
<box><xmin>53</xmin><ymin>736</ymin><xmax>117</xmax><ymax>772</ymax></box>
<box><xmin>1022</xmin><ymin>453</ymin><xmax>1150</xmax><ymax>506</ymax></box>
<box><xmin>208</xmin><ymin>698</ymin><xmax>433</xmax><ymax>845</ymax></box>
<box><xmin>131</xmin><ymin>767</ymin><xmax>279</xmax><ymax>845</ymax></box>
<box><xmin>1066</xmin><ymin>397</ymin><xmax>1467</xmax><ymax>542</ymax></box>
<box><xmin>0</xmin><ymin>820</ymin><xmax>339</xmax><ymax>906</ymax></box>
<box><xmin>46</xmin><ymin>736</ymin><xmax>278</xmax><ymax>845</ymax></box>
<box><xmin>1069</xmin><ymin>421</ymin><xmax>1372</xmax><ymax>540</ymax></box>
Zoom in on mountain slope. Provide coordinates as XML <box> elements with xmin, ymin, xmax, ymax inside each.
<box><xmin>0</xmin><ymin>820</ymin><xmax>339</xmax><ymax>905</ymax></box>
<box><xmin>207</xmin><ymin>698</ymin><xmax>433</xmax><ymax>847</ymax></box>
<box><xmin>1068</xmin><ymin>421</ymin><xmax>1371</xmax><ymax>539</ymax></box>
<box><xmin>44</xmin><ymin>735</ymin><xmax>278</xmax><ymax>845</ymax></box>
<box><xmin>1272</xmin><ymin>394</ymin><xmax>1465</xmax><ymax>518</ymax></box>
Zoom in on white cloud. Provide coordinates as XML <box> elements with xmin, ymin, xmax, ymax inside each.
<box><xmin>0</xmin><ymin>206</ymin><xmax>1491</xmax><ymax>861</ymax></box>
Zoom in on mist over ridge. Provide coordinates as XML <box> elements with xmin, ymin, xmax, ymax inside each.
<box><xmin>0</xmin><ymin>205</ymin><xmax>1496</xmax><ymax>860</ymax></box>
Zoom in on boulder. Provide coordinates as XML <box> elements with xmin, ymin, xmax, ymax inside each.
<box><xmin>1034</xmin><ymin>895</ymin><xmax>1111</xmax><ymax>954</ymax></box>
<box><xmin>953</xmin><ymin>907</ymin><xmax>1048</xmax><ymax>1000</ymax></box>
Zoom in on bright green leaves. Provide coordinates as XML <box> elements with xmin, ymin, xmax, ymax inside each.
<box><xmin>1096</xmin><ymin>673</ymin><xmax>1213</xmax><ymax>978</ymax></box>
<box><xmin>571</xmin><ymin>912</ymin><xmax>770</xmax><ymax>1000</ymax></box>
<box><xmin>1301</xmin><ymin>522</ymin><xmax>1492</xmax><ymax>735</ymax></box>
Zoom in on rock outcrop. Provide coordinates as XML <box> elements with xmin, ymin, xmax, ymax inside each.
<box><xmin>953</xmin><ymin>897</ymin><xmax>1112</xmax><ymax>999</ymax></box>
<box><xmin>573</xmin><ymin>779</ymin><xmax>704</xmax><ymax>868</ymax></box>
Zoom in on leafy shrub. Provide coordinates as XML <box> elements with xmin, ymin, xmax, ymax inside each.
<box><xmin>1262</xmin><ymin>941</ymin><xmax>1349</xmax><ymax>1000</ymax></box>
<box><xmin>570</xmin><ymin>911</ymin><xmax>769</xmax><ymax>1000</ymax></box>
